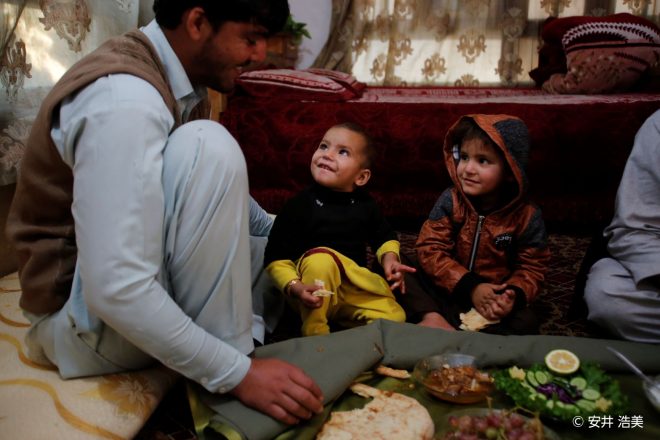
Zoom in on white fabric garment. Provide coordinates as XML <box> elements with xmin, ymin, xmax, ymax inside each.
<box><xmin>585</xmin><ymin>109</ymin><xmax>660</xmax><ymax>343</ymax></box>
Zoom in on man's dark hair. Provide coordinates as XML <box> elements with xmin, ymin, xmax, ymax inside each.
<box><xmin>153</xmin><ymin>0</ymin><xmax>289</xmax><ymax>35</ymax></box>
<box><xmin>333</xmin><ymin>122</ymin><xmax>376</xmax><ymax>169</ymax></box>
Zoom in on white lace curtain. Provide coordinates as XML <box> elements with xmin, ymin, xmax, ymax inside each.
<box><xmin>0</xmin><ymin>0</ymin><xmax>154</xmax><ymax>186</ymax></box>
<box><xmin>313</xmin><ymin>0</ymin><xmax>660</xmax><ymax>86</ymax></box>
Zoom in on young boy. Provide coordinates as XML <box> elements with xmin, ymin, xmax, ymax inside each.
<box><xmin>399</xmin><ymin>114</ymin><xmax>550</xmax><ymax>334</ymax></box>
<box><xmin>264</xmin><ymin>122</ymin><xmax>415</xmax><ymax>336</ymax></box>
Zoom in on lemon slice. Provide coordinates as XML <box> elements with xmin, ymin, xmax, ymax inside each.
<box><xmin>545</xmin><ymin>349</ymin><xmax>580</xmax><ymax>374</ymax></box>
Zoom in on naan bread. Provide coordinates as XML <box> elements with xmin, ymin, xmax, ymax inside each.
<box><xmin>316</xmin><ymin>383</ymin><xmax>434</xmax><ymax>440</ymax></box>
<box><xmin>459</xmin><ymin>308</ymin><xmax>499</xmax><ymax>331</ymax></box>
<box><xmin>375</xmin><ymin>364</ymin><xmax>411</xmax><ymax>379</ymax></box>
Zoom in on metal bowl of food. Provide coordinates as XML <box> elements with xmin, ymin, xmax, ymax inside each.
<box><xmin>413</xmin><ymin>353</ymin><xmax>494</xmax><ymax>404</ymax></box>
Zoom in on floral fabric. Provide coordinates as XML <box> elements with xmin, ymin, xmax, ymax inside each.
<box><xmin>0</xmin><ymin>0</ymin><xmax>152</xmax><ymax>187</ymax></box>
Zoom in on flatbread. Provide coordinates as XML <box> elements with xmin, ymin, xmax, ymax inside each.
<box><xmin>316</xmin><ymin>383</ymin><xmax>434</xmax><ymax>440</ymax></box>
<box><xmin>459</xmin><ymin>308</ymin><xmax>499</xmax><ymax>331</ymax></box>
<box><xmin>375</xmin><ymin>364</ymin><xmax>411</xmax><ymax>379</ymax></box>
<box><xmin>313</xmin><ymin>279</ymin><xmax>335</xmax><ymax>297</ymax></box>
<box><xmin>312</xmin><ymin>289</ymin><xmax>335</xmax><ymax>297</ymax></box>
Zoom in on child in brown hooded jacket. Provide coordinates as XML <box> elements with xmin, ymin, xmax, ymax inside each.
<box><xmin>399</xmin><ymin>114</ymin><xmax>551</xmax><ymax>334</ymax></box>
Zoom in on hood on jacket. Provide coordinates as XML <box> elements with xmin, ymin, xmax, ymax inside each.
<box><xmin>443</xmin><ymin>114</ymin><xmax>530</xmax><ymax>211</ymax></box>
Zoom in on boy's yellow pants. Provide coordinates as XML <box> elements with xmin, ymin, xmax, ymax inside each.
<box><xmin>293</xmin><ymin>249</ymin><xmax>405</xmax><ymax>336</ymax></box>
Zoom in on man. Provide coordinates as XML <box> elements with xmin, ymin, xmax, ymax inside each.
<box><xmin>6</xmin><ymin>0</ymin><xmax>323</xmax><ymax>425</ymax></box>
<box><xmin>584</xmin><ymin>109</ymin><xmax>660</xmax><ymax>344</ymax></box>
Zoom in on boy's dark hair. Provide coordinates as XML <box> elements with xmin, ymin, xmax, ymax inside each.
<box><xmin>153</xmin><ymin>0</ymin><xmax>289</xmax><ymax>35</ymax></box>
<box><xmin>452</xmin><ymin>118</ymin><xmax>511</xmax><ymax>170</ymax></box>
<box><xmin>333</xmin><ymin>122</ymin><xmax>376</xmax><ymax>169</ymax></box>
<box><xmin>452</xmin><ymin>118</ymin><xmax>497</xmax><ymax>151</ymax></box>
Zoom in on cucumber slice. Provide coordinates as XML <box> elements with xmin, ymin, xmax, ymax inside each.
<box><xmin>567</xmin><ymin>403</ymin><xmax>581</xmax><ymax>413</ymax></box>
<box><xmin>546</xmin><ymin>400</ymin><xmax>555</xmax><ymax>409</ymax></box>
<box><xmin>527</xmin><ymin>370</ymin><xmax>539</xmax><ymax>387</ymax></box>
<box><xmin>535</xmin><ymin>371</ymin><xmax>550</xmax><ymax>385</ymax></box>
<box><xmin>582</xmin><ymin>388</ymin><xmax>601</xmax><ymax>400</ymax></box>
<box><xmin>570</xmin><ymin>377</ymin><xmax>588</xmax><ymax>391</ymax></box>
<box><xmin>576</xmin><ymin>399</ymin><xmax>596</xmax><ymax>411</ymax></box>
<box><xmin>521</xmin><ymin>382</ymin><xmax>536</xmax><ymax>392</ymax></box>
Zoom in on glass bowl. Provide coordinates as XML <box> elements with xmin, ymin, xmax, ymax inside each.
<box><xmin>643</xmin><ymin>375</ymin><xmax>660</xmax><ymax>413</ymax></box>
<box><xmin>412</xmin><ymin>353</ymin><xmax>494</xmax><ymax>404</ymax></box>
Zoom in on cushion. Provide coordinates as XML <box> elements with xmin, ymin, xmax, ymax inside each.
<box><xmin>0</xmin><ymin>272</ymin><xmax>179</xmax><ymax>438</ymax></box>
<box><xmin>530</xmin><ymin>13</ymin><xmax>660</xmax><ymax>94</ymax></box>
<box><xmin>235</xmin><ymin>68</ymin><xmax>366</xmax><ymax>101</ymax></box>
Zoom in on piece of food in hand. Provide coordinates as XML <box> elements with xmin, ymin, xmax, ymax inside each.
<box><xmin>317</xmin><ymin>383</ymin><xmax>434</xmax><ymax>440</ymax></box>
<box><xmin>375</xmin><ymin>364</ymin><xmax>411</xmax><ymax>379</ymax></box>
<box><xmin>545</xmin><ymin>349</ymin><xmax>580</xmax><ymax>374</ymax></box>
<box><xmin>313</xmin><ymin>279</ymin><xmax>335</xmax><ymax>297</ymax></box>
<box><xmin>459</xmin><ymin>308</ymin><xmax>499</xmax><ymax>331</ymax></box>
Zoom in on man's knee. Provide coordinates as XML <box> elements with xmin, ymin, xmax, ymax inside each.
<box><xmin>164</xmin><ymin>120</ymin><xmax>247</xmax><ymax>179</ymax></box>
<box><xmin>584</xmin><ymin>258</ymin><xmax>618</xmax><ymax>322</ymax></box>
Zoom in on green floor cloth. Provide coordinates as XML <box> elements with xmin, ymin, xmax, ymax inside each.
<box><xmin>192</xmin><ymin>320</ymin><xmax>660</xmax><ymax>440</ymax></box>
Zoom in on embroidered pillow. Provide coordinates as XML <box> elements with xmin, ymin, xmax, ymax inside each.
<box><xmin>530</xmin><ymin>13</ymin><xmax>660</xmax><ymax>94</ymax></box>
<box><xmin>236</xmin><ymin>68</ymin><xmax>366</xmax><ymax>101</ymax></box>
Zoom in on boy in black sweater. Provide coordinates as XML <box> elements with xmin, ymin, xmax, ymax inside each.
<box><xmin>264</xmin><ymin>122</ymin><xmax>415</xmax><ymax>336</ymax></box>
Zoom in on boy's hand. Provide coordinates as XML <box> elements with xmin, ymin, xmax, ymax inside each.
<box><xmin>381</xmin><ymin>252</ymin><xmax>416</xmax><ymax>293</ymax></box>
<box><xmin>490</xmin><ymin>289</ymin><xmax>515</xmax><ymax>318</ymax></box>
<box><xmin>471</xmin><ymin>282</ymin><xmax>508</xmax><ymax>320</ymax></box>
<box><xmin>289</xmin><ymin>281</ymin><xmax>323</xmax><ymax>309</ymax></box>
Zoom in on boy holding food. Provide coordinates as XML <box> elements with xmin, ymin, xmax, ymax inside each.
<box><xmin>399</xmin><ymin>114</ymin><xmax>551</xmax><ymax>334</ymax></box>
<box><xmin>264</xmin><ymin>122</ymin><xmax>414</xmax><ymax>336</ymax></box>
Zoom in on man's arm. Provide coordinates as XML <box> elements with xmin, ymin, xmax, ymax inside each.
<box><xmin>249</xmin><ymin>196</ymin><xmax>273</xmax><ymax>237</ymax></box>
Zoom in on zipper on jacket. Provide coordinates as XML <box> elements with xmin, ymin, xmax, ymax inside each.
<box><xmin>468</xmin><ymin>215</ymin><xmax>485</xmax><ymax>271</ymax></box>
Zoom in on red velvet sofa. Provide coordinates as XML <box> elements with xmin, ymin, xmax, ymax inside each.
<box><xmin>221</xmin><ymin>86</ymin><xmax>660</xmax><ymax>230</ymax></box>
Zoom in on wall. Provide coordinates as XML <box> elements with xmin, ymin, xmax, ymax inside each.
<box><xmin>289</xmin><ymin>0</ymin><xmax>331</xmax><ymax>69</ymax></box>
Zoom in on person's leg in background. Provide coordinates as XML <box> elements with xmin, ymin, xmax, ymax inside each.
<box><xmin>585</xmin><ymin>257</ymin><xmax>660</xmax><ymax>344</ymax></box>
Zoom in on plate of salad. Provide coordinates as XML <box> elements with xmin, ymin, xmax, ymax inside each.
<box><xmin>493</xmin><ymin>349</ymin><xmax>629</xmax><ymax>423</ymax></box>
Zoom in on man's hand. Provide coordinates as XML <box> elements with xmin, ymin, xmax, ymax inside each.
<box><xmin>381</xmin><ymin>252</ymin><xmax>416</xmax><ymax>293</ymax></box>
<box><xmin>418</xmin><ymin>312</ymin><xmax>456</xmax><ymax>331</ymax></box>
<box><xmin>230</xmin><ymin>358</ymin><xmax>324</xmax><ymax>425</ymax></box>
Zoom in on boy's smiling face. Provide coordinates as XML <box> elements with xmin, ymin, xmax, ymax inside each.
<box><xmin>310</xmin><ymin>126</ymin><xmax>371</xmax><ymax>192</ymax></box>
<box><xmin>456</xmin><ymin>138</ymin><xmax>509</xmax><ymax>209</ymax></box>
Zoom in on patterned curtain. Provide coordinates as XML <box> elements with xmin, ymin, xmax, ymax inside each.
<box><xmin>313</xmin><ymin>0</ymin><xmax>660</xmax><ymax>86</ymax></box>
<box><xmin>0</xmin><ymin>0</ymin><xmax>151</xmax><ymax>187</ymax></box>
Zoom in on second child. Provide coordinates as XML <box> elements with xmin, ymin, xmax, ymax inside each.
<box><xmin>264</xmin><ymin>122</ymin><xmax>415</xmax><ymax>336</ymax></box>
<box><xmin>400</xmin><ymin>114</ymin><xmax>551</xmax><ymax>334</ymax></box>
